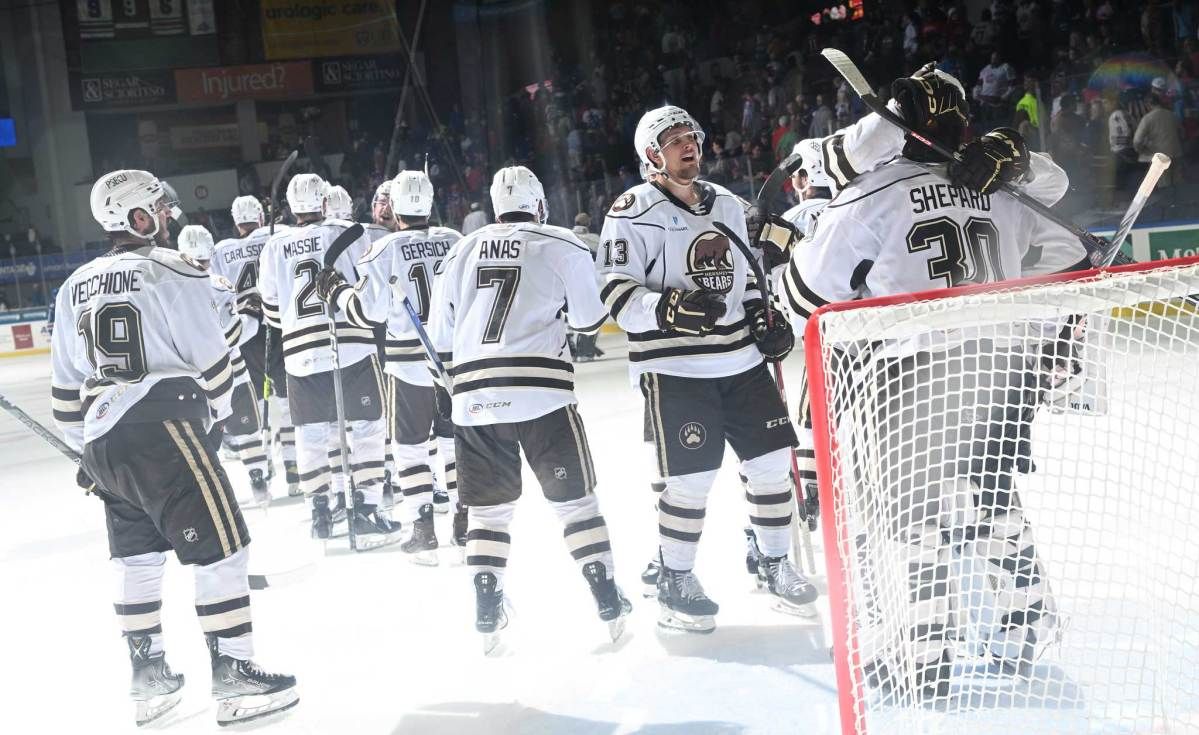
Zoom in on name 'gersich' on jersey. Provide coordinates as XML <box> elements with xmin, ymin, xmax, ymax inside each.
<box><xmin>50</xmin><ymin>247</ymin><xmax>236</xmax><ymax>448</ymax></box>
<box><xmin>427</xmin><ymin>222</ymin><xmax>607</xmax><ymax>425</ymax></box>
<box><xmin>781</xmin><ymin>158</ymin><xmax>1090</xmax><ymax>329</ymax></box>
<box><xmin>598</xmin><ymin>180</ymin><xmax>762</xmax><ymax>385</ymax></box>
<box><xmin>258</xmin><ymin>220</ymin><xmax>373</xmax><ymax>376</ymax></box>
<box><xmin>211</xmin><ymin>223</ymin><xmax>280</xmax><ymax>342</ymax></box>
<box><xmin>338</xmin><ymin>225</ymin><xmax>462</xmax><ymax>386</ymax></box>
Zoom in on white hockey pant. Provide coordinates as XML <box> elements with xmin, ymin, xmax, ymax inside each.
<box><xmin>296</xmin><ymin>418</ymin><xmax>386</xmax><ymax>505</ymax></box>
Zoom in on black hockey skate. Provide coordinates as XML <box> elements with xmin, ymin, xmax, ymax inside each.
<box><xmin>249</xmin><ymin>469</ymin><xmax>270</xmax><ymax>508</ymax></box>
<box><xmin>744</xmin><ymin>527</ymin><xmax>762</xmax><ymax>575</ymax></box>
<box><xmin>582</xmin><ymin>561</ymin><xmax>632</xmax><ymax>642</ymax></box>
<box><xmin>331</xmin><ymin>492</ymin><xmax>348</xmax><ymax>538</ymax></box>
<box><xmin>400</xmin><ymin>502</ymin><xmax>438</xmax><ymax>565</ymax></box>
<box><xmin>640</xmin><ymin>558</ymin><xmax>660</xmax><ymax>598</ymax></box>
<box><xmin>756</xmin><ymin>554</ymin><xmax>819</xmax><ymax>617</ymax></box>
<box><xmin>433</xmin><ymin>488</ymin><xmax>450</xmax><ymax>513</ymax></box>
<box><xmin>127</xmin><ymin>634</ymin><xmax>184</xmax><ymax>727</ymax></box>
<box><xmin>451</xmin><ymin>503</ymin><xmax>468</xmax><ymax>547</ymax></box>
<box><xmin>350</xmin><ymin>491</ymin><xmax>403</xmax><ymax>551</ymax></box>
<box><xmin>381</xmin><ymin>470</ymin><xmax>395</xmax><ymax>510</ymax></box>
<box><xmin>206</xmin><ymin>635</ymin><xmax>298</xmax><ymax>726</ymax></box>
<box><xmin>310</xmin><ymin>493</ymin><xmax>332</xmax><ymax>540</ymax></box>
<box><xmin>475</xmin><ymin>571</ymin><xmax>508</xmax><ymax>654</ymax></box>
<box><xmin>657</xmin><ymin>562</ymin><xmax>719</xmax><ymax>634</ymax></box>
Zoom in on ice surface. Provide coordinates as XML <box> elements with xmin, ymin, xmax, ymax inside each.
<box><xmin>0</xmin><ymin>339</ymin><xmax>843</xmax><ymax>734</ymax></box>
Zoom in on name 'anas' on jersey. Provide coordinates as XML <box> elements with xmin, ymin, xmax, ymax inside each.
<box><xmin>598</xmin><ymin>180</ymin><xmax>764</xmax><ymax>385</ymax></box>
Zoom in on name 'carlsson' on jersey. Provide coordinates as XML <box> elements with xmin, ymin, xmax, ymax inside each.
<box><xmin>597</xmin><ymin>180</ymin><xmax>761</xmax><ymax>383</ymax></box>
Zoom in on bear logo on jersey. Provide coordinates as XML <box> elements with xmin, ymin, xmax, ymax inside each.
<box><xmin>685</xmin><ymin>231</ymin><xmax>734</xmax><ymax>293</ymax></box>
<box><xmin>679</xmin><ymin>421</ymin><xmax>707</xmax><ymax>449</ymax></box>
<box><xmin>610</xmin><ymin>192</ymin><xmax>635</xmax><ymax>213</ymax></box>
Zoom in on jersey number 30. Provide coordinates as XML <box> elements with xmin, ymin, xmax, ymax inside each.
<box><xmin>907</xmin><ymin>216</ymin><xmax>1004</xmax><ymax>286</ymax></box>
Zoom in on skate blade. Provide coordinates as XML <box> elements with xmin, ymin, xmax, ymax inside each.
<box><xmin>607</xmin><ymin>617</ymin><xmax>627</xmax><ymax>642</ymax></box>
<box><xmin>406</xmin><ymin>548</ymin><xmax>439</xmax><ymax>566</ymax></box>
<box><xmin>135</xmin><ymin>692</ymin><xmax>183</xmax><ymax>727</ymax></box>
<box><xmin>771</xmin><ymin>599</ymin><xmax>820</xmax><ymax>618</ymax></box>
<box><xmin>657</xmin><ymin>608</ymin><xmax>716</xmax><ymax>634</ymax></box>
<box><xmin>216</xmin><ymin>688</ymin><xmax>299</xmax><ymax>728</ymax></box>
<box><xmin>433</xmin><ymin>503</ymin><xmax>450</xmax><ymax>514</ymax></box>
<box><xmin>353</xmin><ymin>531</ymin><xmax>403</xmax><ymax>552</ymax></box>
<box><xmin>641</xmin><ymin>583</ymin><xmax>658</xmax><ymax>598</ymax></box>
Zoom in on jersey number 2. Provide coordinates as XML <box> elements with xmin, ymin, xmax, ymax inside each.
<box><xmin>906</xmin><ymin>216</ymin><xmax>1003</xmax><ymax>286</ymax></box>
<box><xmin>294</xmin><ymin>259</ymin><xmax>324</xmax><ymax>318</ymax></box>
<box><xmin>476</xmin><ymin>266</ymin><xmax>521</xmax><ymax>343</ymax></box>
<box><xmin>77</xmin><ymin>303</ymin><xmax>148</xmax><ymax>382</ymax></box>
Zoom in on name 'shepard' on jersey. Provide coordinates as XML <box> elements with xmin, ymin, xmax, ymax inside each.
<box><xmin>258</xmin><ymin>220</ymin><xmax>374</xmax><ymax>377</ymax></box>
<box><xmin>427</xmin><ymin>222</ymin><xmax>606</xmax><ymax>426</ymax></box>
<box><xmin>598</xmin><ymin>180</ymin><xmax>763</xmax><ymax>385</ymax></box>
<box><xmin>338</xmin><ymin>225</ymin><xmax>462</xmax><ymax>387</ymax></box>
<box><xmin>50</xmin><ymin>246</ymin><xmax>236</xmax><ymax>449</ymax></box>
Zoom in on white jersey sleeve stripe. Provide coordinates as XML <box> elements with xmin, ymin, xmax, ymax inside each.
<box><xmin>781</xmin><ymin>258</ymin><xmax>831</xmax><ymax>320</ymax></box>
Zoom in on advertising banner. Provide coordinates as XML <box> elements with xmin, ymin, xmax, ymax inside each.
<box><xmin>70</xmin><ymin>69</ymin><xmax>176</xmax><ymax>110</ymax></box>
<box><xmin>260</xmin><ymin>0</ymin><xmax>400</xmax><ymax>60</ymax></box>
<box><xmin>175</xmin><ymin>61</ymin><xmax>313</xmax><ymax>104</ymax></box>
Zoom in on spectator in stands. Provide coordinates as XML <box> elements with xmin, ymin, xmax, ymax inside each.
<box><xmin>0</xmin><ymin>292</ymin><xmax>9</xmax><ymax>312</ymax></box>
<box><xmin>976</xmin><ymin>51</ymin><xmax>1018</xmax><ymax>128</ymax></box>
<box><xmin>1134</xmin><ymin>78</ymin><xmax>1185</xmax><ymax>187</ymax></box>
<box><xmin>809</xmin><ymin>94</ymin><xmax>834</xmax><ymax>138</ymax></box>
<box><xmin>461</xmin><ymin>202</ymin><xmax>488</xmax><ymax>235</ymax></box>
<box><xmin>1015</xmin><ymin>75</ymin><xmax>1042</xmax><ymax>139</ymax></box>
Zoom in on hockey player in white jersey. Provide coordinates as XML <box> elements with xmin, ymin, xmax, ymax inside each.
<box><xmin>599</xmin><ymin>106</ymin><xmax>817</xmax><ymax>633</ymax></box>
<box><xmin>179</xmin><ymin>225</ymin><xmax>271</xmax><ymax>505</ymax></box>
<box><xmin>259</xmin><ymin>173</ymin><xmax>400</xmax><ymax>549</ymax></box>
<box><xmin>315</xmin><ymin>170</ymin><xmax>464</xmax><ymax>563</ymax></box>
<box><xmin>781</xmin><ymin>138</ymin><xmax>834</xmax><ymax>238</ymax></box>
<box><xmin>212</xmin><ymin>196</ymin><xmax>300</xmax><ymax>496</ymax></box>
<box><xmin>51</xmin><ymin>170</ymin><xmax>296</xmax><ymax>727</ymax></box>
<box><xmin>371</xmin><ymin>181</ymin><xmax>396</xmax><ymax>232</ymax></box>
<box><xmin>428</xmin><ymin>166</ymin><xmax>631</xmax><ymax>650</ymax></box>
<box><xmin>782</xmin><ymin>65</ymin><xmax>1086</xmax><ymax>699</ymax></box>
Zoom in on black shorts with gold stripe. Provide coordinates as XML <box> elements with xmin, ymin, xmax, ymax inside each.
<box><xmin>455</xmin><ymin>404</ymin><xmax>596</xmax><ymax>506</ymax></box>
<box><xmin>83</xmin><ymin>418</ymin><xmax>249</xmax><ymax>566</ymax></box>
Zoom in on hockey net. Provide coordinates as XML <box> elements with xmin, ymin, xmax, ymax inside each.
<box><xmin>805</xmin><ymin>257</ymin><xmax>1199</xmax><ymax>735</ymax></box>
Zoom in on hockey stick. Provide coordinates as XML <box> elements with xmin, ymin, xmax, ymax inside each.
<box><xmin>399</xmin><ymin>296</ymin><xmax>451</xmax><ymax>389</ymax></box>
<box><xmin>820</xmin><ymin>48</ymin><xmax>1142</xmax><ymax>268</ymax></box>
<box><xmin>1102</xmin><ymin>153</ymin><xmax>1171</xmax><ymax>267</ymax></box>
<box><xmin>261</xmin><ymin>150</ymin><xmax>299</xmax><ymax>480</ymax></box>
<box><xmin>322</xmin><ymin>223</ymin><xmax>366</xmax><ymax>551</ymax></box>
<box><xmin>0</xmin><ymin>393</ymin><xmax>306</xmax><ymax>591</ymax></box>
<box><xmin>712</xmin><ymin>221</ymin><xmax>818</xmax><ymax>575</ymax></box>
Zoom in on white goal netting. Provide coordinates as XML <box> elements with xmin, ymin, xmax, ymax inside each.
<box><xmin>807</xmin><ymin>259</ymin><xmax>1199</xmax><ymax>735</ymax></box>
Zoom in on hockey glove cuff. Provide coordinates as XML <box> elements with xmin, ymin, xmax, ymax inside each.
<box><xmin>655</xmin><ymin>288</ymin><xmax>726</xmax><ymax>335</ymax></box>
<box><xmin>747</xmin><ymin>305</ymin><xmax>794</xmax><ymax>362</ymax></box>
<box><xmin>949</xmin><ymin>127</ymin><xmax>1030</xmax><ymax>194</ymax></box>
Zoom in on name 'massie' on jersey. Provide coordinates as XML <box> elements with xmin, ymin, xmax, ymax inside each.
<box><xmin>210</xmin><ymin>224</ymin><xmax>281</xmax><ymax>343</ymax></box>
<box><xmin>781</xmin><ymin>159</ymin><xmax>1090</xmax><ymax>325</ymax></box>
<box><xmin>258</xmin><ymin>220</ymin><xmax>373</xmax><ymax>377</ymax></box>
<box><xmin>50</xmin><ymin>246</ymin><xmax>235</xmax><ymax>449</ymax></box>
<box><xmin>428</xmin><ymin>222</ymin><xmax>606</xmax><ymax>426</ymax></box>
<box><xmin>338</xmin><ymin>225</ymin><xmax>462</xmax><ymax>386</ymax></box>
<box><xmin>598</xmin><ymin>180</ymin><xmax>763</xmax><ymax>385</ymax></box>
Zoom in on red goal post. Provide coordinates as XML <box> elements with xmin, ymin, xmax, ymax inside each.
<box><xmin>803</xmin><ymin>256</ymin><xmax>1199</xmax><ymax>735</ymax></box>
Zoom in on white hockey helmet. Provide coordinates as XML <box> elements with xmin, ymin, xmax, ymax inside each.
<box><xmin>177</xmin><ymin>225</ymin><xmax>214</xmax><ymax>265</ymax></box>
<box><xmin>792</xmin><ymin>138</ymin><xmax>831</xmax><ymax>190</ymax></box>
<box><xmin>372</xmin><ymin>181</ymin><xmax>391</xmax><ymax>204</ymax></box>
<box><xmin>391</xmin><ymin>170</ymin><xmax>434</xmax><ymax>218</ymax></box>
<box><xmin>490</xmin><ymin>166</ymin><xmax>546</xmax><ymax>223</ymax></box>
<box><xmin>634</xmin><ymin>105</ymin><xmax>705</xmax><ymax>179</ymax></box>
<box><xmin>230</xmin><ymin>195</ymin><xmax>264</xmax><ymax>226</ymax></box>
<box><xmin>286</xmin><ymin>173</ymin><xmax>326</xmax><ymax>215</ymax></box>
<box><xmin>89</xmin><ymin>169</ymin><xmax>167</xmax><ymax>239</ymax></box>
<box><xmin>323</xmin><ymin>185</ymin><xmax>353</xmax><ymax>220</ymax></box>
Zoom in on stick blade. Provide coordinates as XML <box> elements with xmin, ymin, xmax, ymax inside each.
<box><xmin>821</xmin><ymin>48</ymin><xmax>874</xmax><ymax>98</ymax></box>
<box><xmin>323</xmin><ymin>223</ymin><xmax>365</xmax><ymax>268</ymax></box>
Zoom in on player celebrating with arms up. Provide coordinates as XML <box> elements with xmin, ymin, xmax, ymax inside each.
<box><xmin>599</xmin><ymin>106</ymin><xmax>817</xmax><ymax>633</ymax></box>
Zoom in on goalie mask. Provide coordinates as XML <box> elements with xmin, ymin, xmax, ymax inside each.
<box><xmin>634</xmin><ymin>105</ymin><xmax>705</xmax><ymax>180</ymax></box>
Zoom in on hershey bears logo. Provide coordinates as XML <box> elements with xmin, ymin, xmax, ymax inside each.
<box><xmin>685</xmin><ymin>231</ymin><xmax>734</xmax><ymax>293</ymax></box>
<box><xmin>610</xmin><ymin>192</ymin><xmax>635</xmax><ymax>213</ymax></box>
<box><xmin>679</xmin><ymin>421</ymin><xmax>707</xmax><ymax>449</ymax></box>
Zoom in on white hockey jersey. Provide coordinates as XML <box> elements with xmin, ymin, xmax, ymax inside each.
<box><xmin>598</xmin><ymin>180</ymin><xmax>763</xmax><ymax>386</ymax></box>
<box><xmin>208</xmin><ymin>273</ymin><xmax>252</xmax><ymax>389</ymax></box>
<box><xmin>50</xmin><ymin>246</ymin><xmax>235</xmax><ymax>449</ymax></box>
<box><xmin>338</xmin><ymin>225</ymin><xmax>462</xmax><ymax>386</ymax></box>
<box><xmin>259</xmin><ymin>220</ymin><xmax>373</xmax><ymax>377</ymax></box>
<box><xmin>781</xmin><ymin>197</ymin><xmax>830</xmax><ymax>240</ymax></box>
<box><xmin>428</xmin><ymin>222</ymin><xmax>607</xmax><ymax>426</ymax></box>
<box><xmin>782</xmin><ymin>158</ymin><xmax>1089</xmax><ymax>327</ymax></box>
<box><xmin>210</xmin><ymin>224</ymin><xmax>282</xmax><ymax>343</ymax></box>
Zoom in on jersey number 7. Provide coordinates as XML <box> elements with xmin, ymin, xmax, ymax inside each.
<box><xmin>476</xmin><ymin>266</ymin><xmax>521</xmax><ymax>343</ymax></box>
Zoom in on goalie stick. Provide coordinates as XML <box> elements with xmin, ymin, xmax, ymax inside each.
<box><xmin>713</xmin><ymin>221</ymin><xmax>818</xmax><ymax>575</ymax></box>
<box><xmin>260</xmin><ymin>149</ymin><xmax>300</xmax><ymax>481</ymax></box>
<box><xmin>321</xmin><ymin>223</ymin><xmax>367</xmax><ymax>551</ymax></box>
<box><xmin>820</xmin><ymin>48</ymin><xmax>1171</xmax><ymax>268</ymax></box>
<box><xmin>0</xmin><ymin>393</ymin><xmax>309</xmax><ymax>590</ymax></box>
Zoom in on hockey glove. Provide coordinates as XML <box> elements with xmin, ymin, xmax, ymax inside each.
<box><xmin>759</xmin><ymin>215</ymin><xmax>800</xmax><ymax>273</ymax></box>
<box><xmin>238</xmin><ymin>292</ymin><xmax>263</xmax><ymax>318</ymax></box>
<box><xmin>892</xmin><ymin>63</ymin><xmax>969</xmax><ymax>136</ymax></box>
<box><xmin>314</xmin><ymin>267</ymin><xmax>349</xmax><ymax>305</ymax></box>
<box><xmin>76</xmin><ymin>466</ymin><xmax>97</xmax><ymax>496</ymax></box>
<box><xmin>433</xmin><ymin>384</ymin><xmax>453</xmax><ymax>421</ymax></box>
<box><xmin>747</xmin><ymin>304</ymin><xmax>794</xmax><ymax>362</ymax></box>
<box><xmin>656</xmin><ymin>288</ymin><xmax>726</xmax><ymax>335</ymax></box>
<box><xmin>949</xmin><ymin>127</ymin><xmax>1031</xmax><ymax>194</ymax></box>
<box><xmin>1038</xmin><ymin>317</ymin><xmax>1087</xmax><ymax>409</ymax></box>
